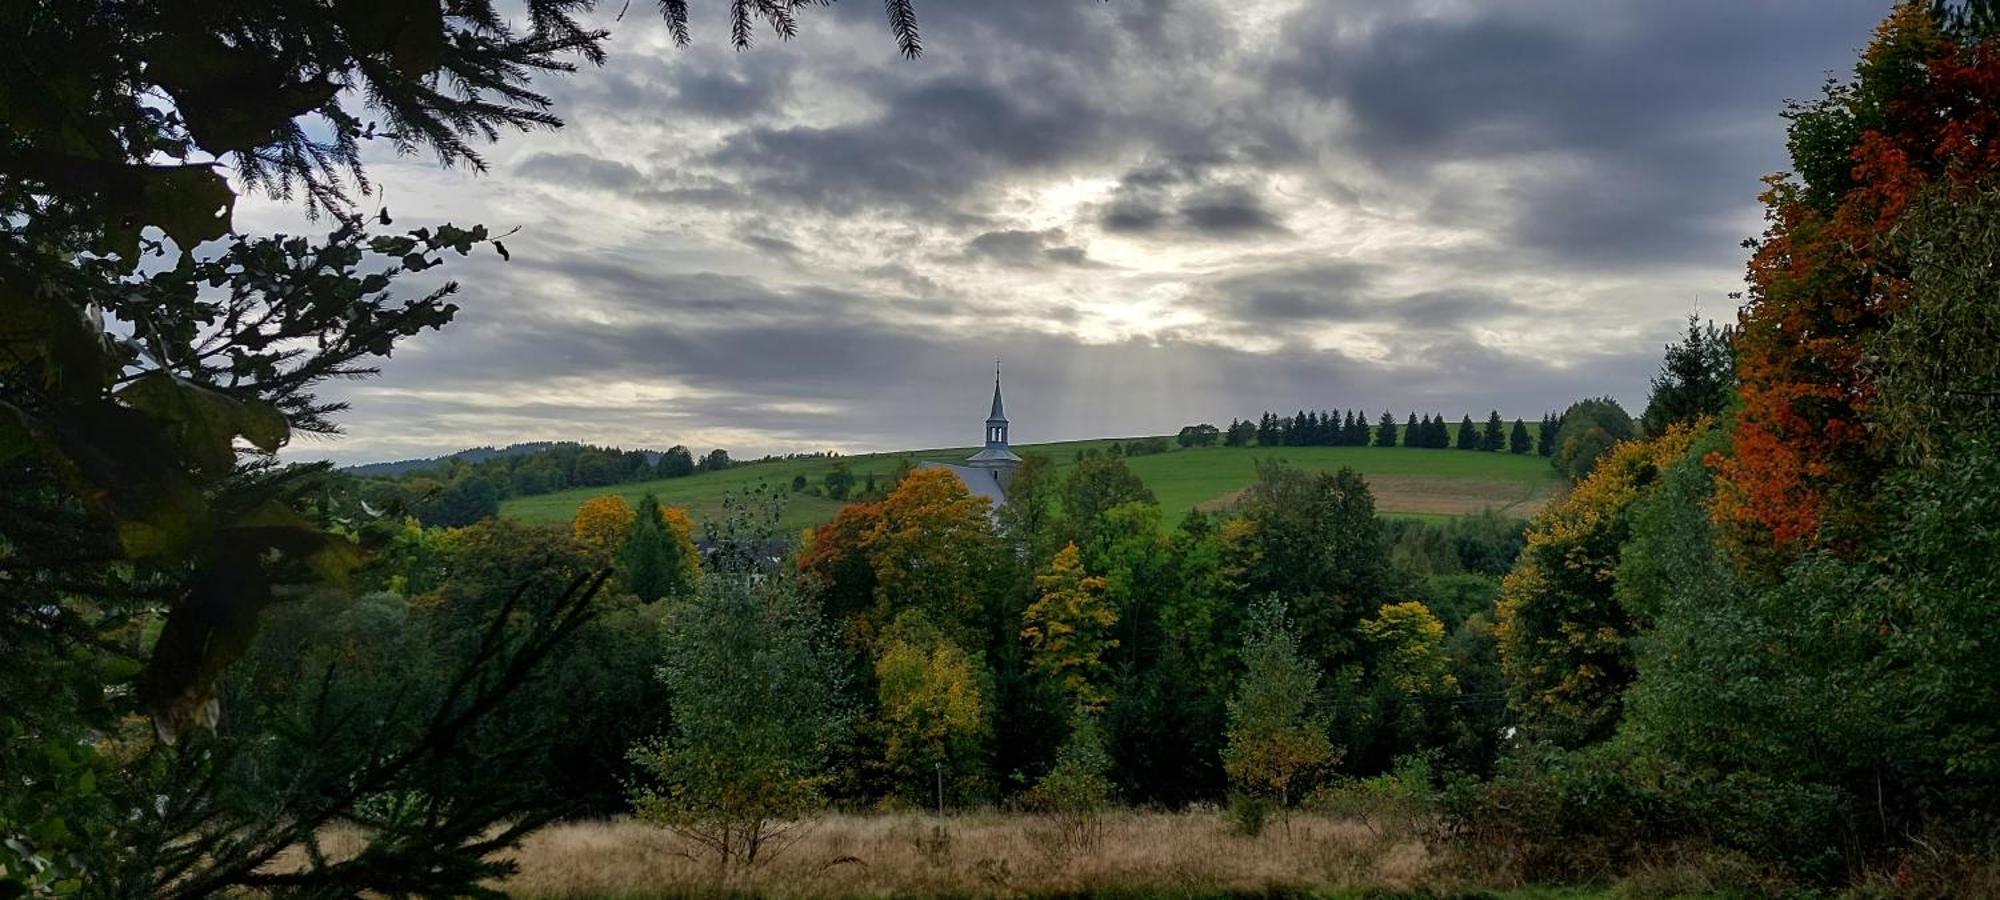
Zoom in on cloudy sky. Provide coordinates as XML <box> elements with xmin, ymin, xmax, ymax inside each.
<box><xmin>254</xmin><ymin>0</ymin><xmax>1893</xmax><ymax>466</ymax></box>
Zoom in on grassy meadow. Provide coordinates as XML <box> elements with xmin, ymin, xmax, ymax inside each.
<box><xmin>500</xmin><ymin>430</ymin><xmax>1564</xmax><ymax>532</ymax></box>
<box><xmin>288</xmin><ymin>811</ymin><xmax>1629</xmax><ymax>899</ymax></box>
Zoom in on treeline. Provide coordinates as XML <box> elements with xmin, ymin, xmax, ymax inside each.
<box><xmin>346</xmin><ymin>443</ymin><xmax>736</xmax><ymax>528</ymax></box>
<box><xmin>1184</xmin><ymin>379</ymin><xmax>1730</xmax><ymax>487</ymax></box>
<box><xmin>1187</xmin><ymin>410</ymin><xmax>1545</xmax><ymax>455</ymax></box>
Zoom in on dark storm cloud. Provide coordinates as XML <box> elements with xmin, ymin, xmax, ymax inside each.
<box><xmin>1096</xmin><ymin>156</ymin><xmax>1288</xmax><ymax>238</ymax></box>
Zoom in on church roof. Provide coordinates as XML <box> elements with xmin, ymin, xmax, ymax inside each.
<box><xmin>987</xmin><ymin>374</ymin><xmax>1006</xmax><ymax>423</ymax></box>
<box><xmin>918</xmin><ymin>462</ymin><xmax>1009</xmax><ymax>508</ymax></box>
<box><xmin>965</xmin><ymin>445</ymin><xmax>1023</xmax><ymax>464</ymax></box>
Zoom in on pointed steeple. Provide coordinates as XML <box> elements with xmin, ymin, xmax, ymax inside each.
<box><xmin>988</xmin><ymin>360</ymin><xmax>1007</xmax><ymax>423</ymax></box>
<box><xmin>967</xmin><ymin>360</ymin><xmax>1021</xmax><ymax>469</ymax></box>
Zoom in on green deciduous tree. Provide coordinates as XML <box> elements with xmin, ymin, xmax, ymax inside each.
<box><xmin>630</xmin><ymin>576</ymin><xmax>849</xmax><ymax>869</ymax></box>
<box><xmin>1224</xmin><ymin>461</ymin><xmax>1389</xmax><ymax>673</ymax></box>
<box><xmin>1223</xmin><ymin>598</ymin><xmax>1337</xmax><ymax>809</ymax></box>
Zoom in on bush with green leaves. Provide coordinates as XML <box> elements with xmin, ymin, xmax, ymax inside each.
<box><xmin>629</xmin><ymin>575</ymin><xmax>850</xmax><ymax>869</ymax></box>
<box><xmin>1024</xmin><ymin>718</ymin><xmax>1117</xmax><ymax>855</ymax></box>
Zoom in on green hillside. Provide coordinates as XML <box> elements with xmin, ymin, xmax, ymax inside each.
<box><xmin>500</xmin><ymin>432</ymin><xmax>1565</xmax><ymax>532</ymax></box>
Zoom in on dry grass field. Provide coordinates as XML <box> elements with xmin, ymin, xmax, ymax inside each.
<box><xmin>484</xmin><ymin>811</ymin><xmax>1449</xmax><ymax>898</ymax></box>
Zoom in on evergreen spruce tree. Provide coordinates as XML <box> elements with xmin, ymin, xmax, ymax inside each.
<box><xmin>1430</xmin><ymin>414</ymin><xmax>1449</xmax><ymax>449</ymax></box>
<box><xmin>1538</xmin><ymin>413</ymin><xmax>1558</xmax><ymax>457</ymax></box>
<box><xmin>1405</xmin><ymin>413</ymin><xmax>1420</xmax><ymax>448</ymax></box>
<box><xmin>621</xmin><ymin>494</ymin><xmax>692</xmax><ymax>603</ymax></box>
<box><xmin>1481</xmin><ymin>410</ymin><xmax>1505</xmax><ymax>451</ymax></box>
<box><xmin>1293</xmin><ymin>410</ymin><xmax>1309</xmax><ymax>446</ymax></box>
<box><xmin>1640</xmin><ymin>314</ymin><xmax>1734</xmax><ymax>435</ymax></box>
<box><xmin>1509</xmin><ymin>418</ymin><xmax>1532</xmax><ymax>454</ymax></box>
<box><xmin>1376</xmin><ymin>411</ymin><xmax>1398</xmax><ymax>447</ymax></box>
<box><xmin>1456</xmin><ymin>415</ymin><xmax>1479</xmax><ymax>450</ymax></box>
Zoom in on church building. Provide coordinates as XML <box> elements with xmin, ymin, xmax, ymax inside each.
<box><xmin>919</xmin><ymin>364</ymin><xmax>1022</xmax><ymax>509</ymax></box>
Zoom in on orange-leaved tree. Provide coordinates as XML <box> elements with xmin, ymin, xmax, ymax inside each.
<box><xmin>1717</xmin><ymin>5</ymin><xmax>2000</xmax><ymax>555</ymax></box>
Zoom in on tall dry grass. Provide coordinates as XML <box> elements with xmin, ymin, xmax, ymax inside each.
<box><xmin>491</xmin><ymin>809</ymin><xmax>1449</xmax><ymax>898</ymax></box>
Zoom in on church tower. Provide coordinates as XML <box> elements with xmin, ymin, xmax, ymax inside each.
<box><xmin>964</xmin><ymin>361</ymin><xmax>1023</xmax><ymax>475</ymax></box>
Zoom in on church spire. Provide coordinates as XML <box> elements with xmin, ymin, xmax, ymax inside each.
<box><xmin>966</xmin><ymin>361</ymin><xmax>1021</xmax><ymax>469</ymax></box>
<box><xmin>988</xmin><ymin>360</ymin><xmax>1006</xmax><ymax>423</ymax></box>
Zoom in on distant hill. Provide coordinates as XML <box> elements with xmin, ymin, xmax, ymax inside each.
<box><xmin>500</xmin><ymin>431</ymin><xmax>1567</xmax><ymax>533</ymax></box>
<box><xmin>341</xmin><ymin>441</ymin><xmax>596</xmax><ymax>478</ymax></box>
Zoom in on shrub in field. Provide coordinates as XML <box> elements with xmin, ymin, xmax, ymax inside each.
<box><xmin>629</xmin><ymin>575</ymin><xmax>849</xmax><ymax>869</ymax></box>
<box><xmin>1310</xmin><ymin>753</ymin><xmax>1438</xmax><ymax>840</ymax></box>
<box><xmin>1226</xmin><ymin>793</ymin><xmax>1273</xmax><ymax>837</ymax></box>
<box><xmin>1026</xmin><ymin>719</ymin><xmax>1116</xmax><ymax>856</ymax></box>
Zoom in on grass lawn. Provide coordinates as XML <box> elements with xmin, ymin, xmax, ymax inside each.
<box><xmin>500</xmin><ymin>433</ymin><xmax>1565</xmax><ymax>532</ymax></box>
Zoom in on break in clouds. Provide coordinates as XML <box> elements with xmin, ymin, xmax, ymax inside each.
<box><xmin>248</xmin><ymin>0</ymin><xmax>1892</xmax><ymax>465</ymax></box>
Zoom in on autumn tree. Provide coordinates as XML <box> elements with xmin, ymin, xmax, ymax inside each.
<box><xmin>1023</xmin><ymin>543</ymin><xmax>1119</xmax><ymax>716</ymax></box>
<box><xmin>573</xmin><ymin>494</ymin><xmax>638</xmax><ymax>560</ymax></box>
<box><xmin>873</xmin><ymin>611</ymin><xmax>991</xmax><ymax>808</ymax></box>
<box><xmin>1715</xmin><ymin>5</ymin><xmax>2000</xmax><ymax>553</ymax></box>
<box><xmin>1361</xmin><ymin>601</ymin><xmax>1458</xmax><ymax>750</ymax></box>
<box><xmin>868</xmin><ymin>469</ymin><xmax>999</xmax><ymax>647</ymax></box>
<box><xmin>1496</xmin><ymin>424</ymin><xmax>1704</xmax><ymax>746</ymax></box>
<box><xmin>1223</xmin><ymin>599</ymin><xmax>1337</xmax><ymax>810</ymax></box>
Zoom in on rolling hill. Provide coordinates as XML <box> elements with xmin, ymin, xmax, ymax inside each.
<box><xmin>498</xmin><ymin>435</ymin><xmax>1565</xmax><ymax>532</ymax></box>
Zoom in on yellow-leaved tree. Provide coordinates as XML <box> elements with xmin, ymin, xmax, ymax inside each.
<box><xmin>873</xmin><ymin>610</ymin><xmax>990</xmax><ymax>808</ymax></box>
<box><xmin>1495</xmin><ymin>422</ymin><xmax>1704</xmax><ymax>746</ymax></box>
<box><xmin>573</xmin><ymin>494</ymin><xmax>637</xmax><ymax>560</ymax></box>
<box><xmin>1022</xmin><ymin>542</ymin><xmax>1118</xmax><ymax>715</ymax></box>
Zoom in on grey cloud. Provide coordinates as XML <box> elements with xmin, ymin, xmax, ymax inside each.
<box><xmin>1096</xmin><ymin>156</ymin><xmax>1287</xmax><ymax>238</ymax></box>
<box><xmin>1268</xmin><ymin>0</ymin><xmax>1885</xmax><ymax>265</ymax></box>
<box><xmin>277</xmin><ymin>1</ymin><xmax>1890</xmax><ymax>465</ymax></box>
<box><xmin>513</xmin><ymin>152</ymin><xmax>644</xmax><ymax>191</ymax></box>
<box><xmin>962</xmin><ymin>228</ymin><xmax>1098</xmax><ymax>268</ymax></box>
<box><xmin>711</xmin><ymin>75</ymin><xmax>1112</xmax><ymax>214</ymax></box>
